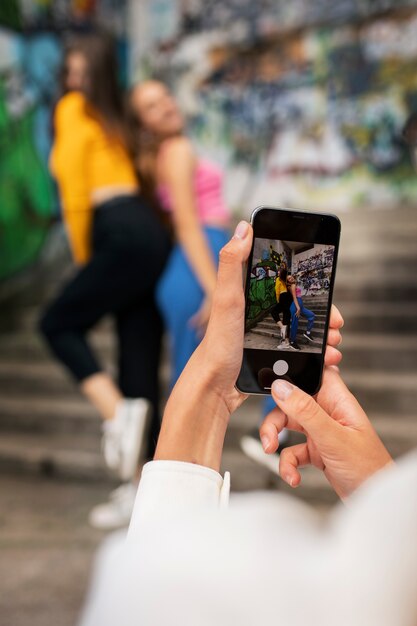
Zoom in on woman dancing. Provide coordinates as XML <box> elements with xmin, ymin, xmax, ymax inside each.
<box><xmin>128</xmin><ymin>80</ymin><xmax>231</xmax><ymax>386</ymax></box>
<box><xmin>287</xmin><ymin>275</ymin><xmax>316</xmax><ymax>350</ymax></box>
<box><xmin>40</xmin><ymin>36</ymin><xmax>170</xmax><ymax>521</ymax></box>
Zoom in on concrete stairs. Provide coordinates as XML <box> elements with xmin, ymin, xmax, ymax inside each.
<box><xmin>0</xmin><ymin>323</ymin><xmax>116</xmax><ymax>483</ymax></box>
<box><xmin>0</xmin><ymin>205</ymin><xmax>416</xmax><ymax>506</ymax></box>
<box><xmin>251</xmin><ymin>297</ymin><xmax>327</xmax><ymax>344</ymax></box>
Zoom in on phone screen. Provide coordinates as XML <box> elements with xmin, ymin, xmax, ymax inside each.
<box><xmin>236</xmin><ymin>207</ymin><xmax>340</xmax><ymax>396</ymax></box>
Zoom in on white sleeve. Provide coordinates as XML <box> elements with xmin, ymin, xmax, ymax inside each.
<box><xmin>127</xmin><ymin>460</ymin><xmax>230</xmax><ymax>540</ymax></box>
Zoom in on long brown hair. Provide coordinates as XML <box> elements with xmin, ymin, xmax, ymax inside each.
<box><xmin>125</xmin><ymin>87</ymin><xmax>167</xmax><ymax>215</ymax></box>
<box><xmin>62</xmin><ymin>33</ymin><xmax>128</xmax><ymax>148</ymax></box>
<box><xmin>126</xmin><ymin>95</ymin><xmax>157</xmax><ymax>193</ymax></box>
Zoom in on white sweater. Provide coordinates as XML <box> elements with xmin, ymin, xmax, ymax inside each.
<box><xmin>80</xmin><ymin>452</ymin><xmax>417</xmax><ymax>626</ymax></box>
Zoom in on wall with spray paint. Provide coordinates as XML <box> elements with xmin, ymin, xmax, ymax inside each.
<box><xmin>0</xmin><ymin>0</ymin><xmax>127</xmax><ymax>281</ymax></box>
<box><xmin>132</xmin><ymin>0</ymin><xmax>417</xmax><ymax>213</ymax></box>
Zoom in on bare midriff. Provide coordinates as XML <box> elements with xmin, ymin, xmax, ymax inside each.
<box><xmin>91</xmin><ymin>184</ymin><xmax>140</xmax><ymax>207</ymax></box>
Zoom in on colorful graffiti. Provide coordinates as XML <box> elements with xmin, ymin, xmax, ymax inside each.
<box><xmin>293</xmin><ymin>245</ymin><xmax>334</xmax><ymax>295</ymax></box>
<box><xmin>0</xmin><ymin>27</ymin><xmax>59</xmax><ymax>280</ymax></box>
<box><xmin>134</xmin><ymin>1</ymin><xmax>417</xmax><ymax>212</ymax></box>
<box><xmin>0</xmin><ymin>0</ymin><xmax>127</xmax><ymax>282</ymax></box>
<box><xmin>246</xmin><ymin>238</ymin><xmax>334</xmax><ymax>323</ymax></box>
<box><xmin>246</xmin><ymin>239</ymin><xmax>287</xmax><ymax>323</ymax></box>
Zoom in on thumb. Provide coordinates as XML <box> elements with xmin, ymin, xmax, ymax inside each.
<box><xmin>271</xmin><ymin>379</ymin><xmax>340</xmax><ymax>443</ymax></box>
<box><xmin>215</xmin><ymin>221</ymin><xmax>253</xmax><ymax>294</ymax></box>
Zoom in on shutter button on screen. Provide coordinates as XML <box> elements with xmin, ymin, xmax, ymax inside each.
<box><xmin>273</xmin><ymin>360</ymin><xmax>289</xmax><ymax>376</ymax></box>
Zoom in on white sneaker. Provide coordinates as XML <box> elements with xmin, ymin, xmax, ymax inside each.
<box><xmin>102</xmin><ymin>398</ymin><xmax>151</xmax><ymax>481</ymax></box>
<box><xmin>277</xmin><ymin>339</ymin><xmax>290</xmax><ymax>350</ymax></box>
<box><xmin>89</xmin><ymin>482</ymin><xmax>137</xmax><ymax>530</ymax></box>
<box><xmin>240</xmin><ymin>430</ymin><xmax>290</xmax><ymax>474</ymax></box>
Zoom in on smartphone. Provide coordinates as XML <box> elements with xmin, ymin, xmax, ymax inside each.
<box><xmin>236</xmin><ymin>206</ymin><xmax>341</xmax><ymax>396</ymax></box>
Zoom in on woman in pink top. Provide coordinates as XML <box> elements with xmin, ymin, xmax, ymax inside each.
<box><xmin>287</xmin><ymin>275</ymin><xmax>316</xmax><ymax>351</ymax></box>
<box><xmin>128</xmin><ymin>80</ymin><xmax>231</xmax><ymax>385</ymax></box>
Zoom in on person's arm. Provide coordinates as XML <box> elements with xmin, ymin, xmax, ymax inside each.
<box><xmin>153</xmin><ymin>222</ymin><xmax>390</xmax><ymax>499</ymax></box>
<box><xmin>51</xmin><ymin>93</ymin><xmax>92</xmax><ymax>265</ymax></box>
<box><xmin>153</xmin><ymin>223</ymin><xmax>344</xmax><ymax>471</ymax></box>
<box><xmin>158</xmin><ymin>137</ymin><xmax>218</xmax><ymax>324</ymax></box>
<box><xmin>130</xmin><ymin>220</ymin><xmax>390</xmax><ymax>543</ymax></box>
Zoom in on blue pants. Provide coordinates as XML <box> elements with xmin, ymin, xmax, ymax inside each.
<box><xmin>263</xmin><ymin>298</ymin><xmax>315</xmax><ymax>421</ymax></box>
<box><xmin>290</xmin><ymin>297</ymin><xmax>315</xmax><ymax>342</ymax></box>
<box><xmin>156</xmin><ymin>227</ymin><xmax>229</xmax><ymax>388</ymax></box>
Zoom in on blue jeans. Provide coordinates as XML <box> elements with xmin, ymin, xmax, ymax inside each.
<box><xmin>156</xmin><ymin>226</ymin><xmax>230</xmax><ymax>389</ymax></box>
<box><xmin>290</xmin><ymin>297</ymin><xmax>315</xmax><ymax>342</ymax></box>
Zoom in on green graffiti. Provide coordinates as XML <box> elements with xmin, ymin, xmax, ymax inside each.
<box><xmin>0</xmin><ymin>77</ymin><xmax>55</xmax><ymax>280</ymax></box>
<box><xmin>246</xmin><ymin>277</ymin><xmax>276</xmax><ymax>322</ymax></box>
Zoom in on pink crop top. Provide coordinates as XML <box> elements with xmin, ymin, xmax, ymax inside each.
<box><xmin>158</xmin><ymin>159</ymin><xmax>230</xmax><ymax>225</ymax></box>
<box><xmin>296</xmin><ymin>286</ymin><xmax>302</xmax><ymax>297</ymax></box>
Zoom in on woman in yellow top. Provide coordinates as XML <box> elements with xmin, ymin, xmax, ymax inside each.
<box><xmin>270</xmin><ymin>264</ymin><xmax>292</xmax><ymax>349</ymax></box>
<box><xmin>39</xmin><ymin>35</ymin><xmax>170</xmax><ymax>491</ymax></box>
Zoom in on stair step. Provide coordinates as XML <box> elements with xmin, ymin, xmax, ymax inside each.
<box><xmin>0</xmin><ymin>361</ymin><xmax>98</xmax><ymax>397</ymax></box>
<box><xmin>337</xmin><ymin>303</ymin><xmax>417</xmax><ymax>333</ymax></box>
<box><xmin>0</xmin><ymin>431</ymin><xmax>115</xmax><ymax>482</ymax></box>
<box><xmin>258</xmin><ymin>319</ymin><xmax>326</xmax><ymax>330</ymax></box>
<box><xmin>340</xmin><ymin>333</ymin><xmax>417</xmax><ymax>370</ymax></box>
<box><xmin>343</xmin><ymin>371</ymin><xmax>417</xmax><ymax>414</ymax></box>
<box><xmin>0</xmin><ymin>330</ymin><xmax>115</xmax><ymax>362</ymax></box>
<box><xmin>250</xmin><ymin>329</ymin><xmax>324</xmax><ymax>342</ymax></box>
<box><xmin>0</xmin><ymin>358</ymin><xmax>171</xmax><ymax>398</ymax></box>
<box><xmin>335</xmin><ymin>285</ymin><xmax>417</xmax><ymax>301</ymax></box>
<box><xmin>0</xmin><ymin>395</ymin><xmax>100</xmax><ymax>435</ymax></box>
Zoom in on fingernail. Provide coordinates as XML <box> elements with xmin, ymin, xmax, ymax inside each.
<box><xmin>272</xmin><ymin>379</ymin><xmax>293</xmax><ymax>401</ymax></box>
<box><xmin>286</xmin><ymin>475</ymin><xmax>293</xmax><ymax>487</ymax></box>
<box><xmin>233</xmin><ymin>220</ymin><xmax>249</xmax><ymax>239</ymax></box>
<box><xmin>261</xmin><ymin>435</ymin><xmax>270</xmax><ymax>451</ymax></box>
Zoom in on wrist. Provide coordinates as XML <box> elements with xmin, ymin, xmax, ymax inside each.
<box><xmin>204</xmin><ymin>282</ymin><xmax>217</xmax><ymax>298</ymax></box>
<box><xmin>154</xmin><ymin>353</ymin><xmax>230</xmax><ymax>472</ymax></box>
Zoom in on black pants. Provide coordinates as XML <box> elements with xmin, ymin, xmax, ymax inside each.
<box><xmin>270</xmin><ymin>291</ymin><xmax>292</xmax><ymax>327</ymax></box>
<box><xmin>39</xmin><ymin>195</ymin><xmax>171</xmax><ymax>458</ymax></box>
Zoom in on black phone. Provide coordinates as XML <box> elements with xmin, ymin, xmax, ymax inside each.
<box><xmin>236</xmin><ymin>206</ymin><xmax>341</xmax><ymax>396</ymax></box>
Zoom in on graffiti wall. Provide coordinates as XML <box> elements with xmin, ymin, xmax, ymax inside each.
<box><xmin>0</xmin><ymin>0</ymin><xmax>127</xmax><ymax>281</ymax></box>
<box><xmin>133</xmin><ymin>0</ymin><xmax>417</xmax><ymax>213</ymax></box>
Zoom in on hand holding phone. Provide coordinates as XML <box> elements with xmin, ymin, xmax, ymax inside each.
<box><xmin>236</xmin><ymin>207</ymin><xmax>341</xmax><ymax>396</ymax></box>
<box><xmin>156</xmin><ymin>220</ymin><xmax>342</xmax><ymax>472</ymax></box>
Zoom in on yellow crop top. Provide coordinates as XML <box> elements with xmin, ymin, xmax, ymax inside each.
<box><xmin>275</xmin><ymin>277</ymin><xmax>287</xmax><ymax>302</ymax></box>
<box><xmin>50</xmin><ymin>92</ymin><xmax>138</xmax><ymax>264</ymax></box>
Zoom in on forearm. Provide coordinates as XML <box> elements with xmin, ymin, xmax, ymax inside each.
<box><xmin>154</xmin><ymin>350</ymin><xmax>229</xmax><ymax>472</ymax></box>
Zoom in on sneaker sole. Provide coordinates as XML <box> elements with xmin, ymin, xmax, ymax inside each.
<box><xmin>240</xmin><ymin>436</ymin><xmax>280</xmax><ymax>474</ymax></box>
<box><xmin>120</xmin><ymin>399</ymin><xmax>152</xmax><ymax>482</ymax></box>
<box><xmin>303</xmin><ymin>334</ymin><xmax>315</xmax><ymax>342</ymax></box>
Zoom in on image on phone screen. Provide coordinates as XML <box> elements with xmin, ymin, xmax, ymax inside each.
<box><xmin>244</xmin><ymin>237</ymin><xmax>336</xmax><ymax>355</ymax></box>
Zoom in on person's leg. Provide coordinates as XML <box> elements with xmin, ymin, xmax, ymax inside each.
<box><xmin>270</xmin><ymin>303</ymin><xmax>282</xmax><ymax>323</ymax></box>
<box><xmin>157</xmin><ymin>245</ymin><xmax>204</xmax><ymax>387</ymax></box>
<box><xmin>157</xmin><ymin>227</ymin><xmax>229</xmax><ymax>388</ymax></box>
<box><xmin>281</xmin><ymin>293</ymin><xmax>292</xmax><ymax>328</ymax></box>
<box><xmin>82</xmin><ymin>374</ymin><xmax>123</xmax><ymax>421</ymax></box>
<box><xmin>300</xmin><ymin>304</ymin><xmax>315</xmax><ymax>332</ymax></box>
<box><xmin>289</xmin><ymin>301</ymin><xmax>298</xmax><ymax>343</ymax></box>
<box><xmin>39</xmin><ymin>261</ymin><xmax>124</xmax><ymax>421</ymax></box>
<box><xmin>115</xmin><ymin>296</ymin><xmax>164</xmax><ymax>459</ymax></box>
